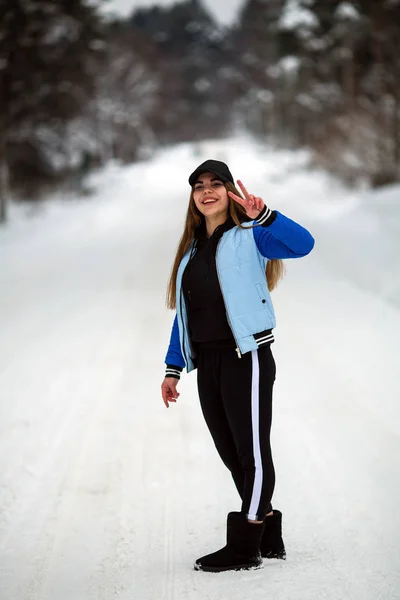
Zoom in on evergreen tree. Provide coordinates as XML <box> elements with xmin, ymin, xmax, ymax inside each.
<box><xmin>0</xmin><ymin>0</ymin><xmax>104</xmax><ymax>208</ymax></box>
<box><xmin>92</xmin><ymin>20</ymin><xmax>160</xmax><ymax>163</ymax></box>
<box><xmin>131</xmin><ymin>0</ymin><xmax>230</xmax><ymax>142</ymax></box>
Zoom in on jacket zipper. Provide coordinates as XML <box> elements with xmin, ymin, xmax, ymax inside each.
<box><xmin>179</xmin><ymin>289</ymin><xmax>190</xmax><ymax>366</ymax></box>
<box><xmin>178</xmin><ymin>242</ymin><xmax>198</xmax><ymax>368</ymax></box>
<box><xmin>215</xmin><ymin>238</ymin><xmax>242</xmax><ymax>359</ymax></box>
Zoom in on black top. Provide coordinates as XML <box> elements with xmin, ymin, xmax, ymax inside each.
<box><xmin>182</xmin><ymin>217</ymin><xmax>236</xmax><ymax>347</ymax></box>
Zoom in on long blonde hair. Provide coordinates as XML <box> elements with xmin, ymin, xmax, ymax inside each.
<box><xmin>166</xmin><ymin>182</ymin><xmax>284</xmax><ymax>309</ymax></box>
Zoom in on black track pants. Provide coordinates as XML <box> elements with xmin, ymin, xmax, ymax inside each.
<box><xmin>196</xmin><ymin>344</ymin><xmax>276</xmax><ymax>521</ymax></box>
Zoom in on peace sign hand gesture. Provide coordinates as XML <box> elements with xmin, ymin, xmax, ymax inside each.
<box><xmin>228</xmin><ymin>180</ymin><xmax>265</xmax><ymax>220</ymax></box>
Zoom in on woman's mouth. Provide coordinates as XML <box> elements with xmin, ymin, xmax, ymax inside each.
<box><xmin>203</xmin><ymin>198</ymin><xmax>218</xmax><ymax>204</ymax></box>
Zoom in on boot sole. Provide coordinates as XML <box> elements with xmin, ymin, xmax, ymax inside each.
<box><xmin>194</xmin><ymin>561</ymin><xmax>263</xmax><ymax>573</ymax></box>
<box><xmin>261</xmin><ymin>550</ymin><xmax>286</xmax><ymax>560</ymax></box>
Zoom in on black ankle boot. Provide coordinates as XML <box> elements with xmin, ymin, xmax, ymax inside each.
<box><xmin>194</xmin><ymin>512</ymin><xmax>264</xmax><ymax>572</ymax></box>
<box><xmin>260</xmin><ymin>509</ymin><xmax>286</xmax><ymax>559</ymax></box>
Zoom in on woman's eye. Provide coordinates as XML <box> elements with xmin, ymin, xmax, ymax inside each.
<box><xmin>194</xmin><ymin>182</ymin><xmax>222</xmax><ymax>190</ymax></box>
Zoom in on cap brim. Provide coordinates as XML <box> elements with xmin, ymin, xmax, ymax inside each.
<box><xmin>188</xmin><ymin>169</ymin><xmax>229</xmax><ymax>187</ymax></box>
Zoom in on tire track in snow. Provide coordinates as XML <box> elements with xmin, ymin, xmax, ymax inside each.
<box><xmin>162</xmin><ymin>495</ymin><xmax>176</xmax><ymax>600</ymax></box>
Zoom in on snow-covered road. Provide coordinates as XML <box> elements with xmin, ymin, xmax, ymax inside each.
<box><xmin>1</xmin><ymin>138</ymin><xmax>399</xmax><ymax>599</ymax></box>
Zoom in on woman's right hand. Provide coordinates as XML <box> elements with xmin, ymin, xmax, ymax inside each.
<box><xmin>161</xmin><ymin>377</ymin><xmax>180</xmax><ymax>408</ymax></box>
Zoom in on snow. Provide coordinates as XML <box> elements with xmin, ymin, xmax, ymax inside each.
<box><xmin>277</xmin><ymin>55</ymin><xmax>300</xmax><ymax>74</ymax></box>
<box><xmin>1</xmin><ymin>135</ymin><xmax>400</xmax><ymax>599</ymax></box>
<box><xmin>99</xmin><ymin>0</ymin><xmax>245</xmax><ymax>27</ymax></box>
<box><xmin>335</xmin><ymin>2</ymin><xmax>360</xmax><ymax>21</ymax></box>
<box><xmin>279</xmin><ymin>0</ymin><xmax>319</xmax><ymax>31</ymax></box>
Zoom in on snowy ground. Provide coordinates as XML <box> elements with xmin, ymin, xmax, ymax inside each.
<box><xmin>0</xmin><ymin>136</ymin><xmax>399</xmax><ymax>599</ymax></box>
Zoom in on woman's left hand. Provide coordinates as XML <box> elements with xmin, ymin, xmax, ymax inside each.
<box><xmin>228</xmin><ymin>180</ymin><xmax>265</xmax><ymax>220</ymax></box>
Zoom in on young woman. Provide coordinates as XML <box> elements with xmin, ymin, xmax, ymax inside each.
<box><xmin>161</xmin><ymin>159</ymin><xmax>314</xmax><ymax>572</ymax></box>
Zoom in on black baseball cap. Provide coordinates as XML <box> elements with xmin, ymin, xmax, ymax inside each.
<box><xmin>188</xmin><ymin>159</ymin><xmax>234</xmax><ymax>187</ymax></box>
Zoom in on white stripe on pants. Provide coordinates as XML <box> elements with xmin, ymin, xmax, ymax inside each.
<box><xmin>247</xmin><ymin>350</ymin><xmax>263</xmax><ymax>521</ymax></box>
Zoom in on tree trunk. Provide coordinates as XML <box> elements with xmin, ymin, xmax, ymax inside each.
<box><xmin>0</xmin><ymin>134</ymin><xmax>8</xmax><ymax>224</ymax></box>
<box><xmin>0</xmin><ymin>165</ymin><xmax>9</xmax><ymax>224</ymax></box>
<box><xmin>393</xmin><ymin>70</ymin><xmax>400</xmax><ymax>180</ymax></box>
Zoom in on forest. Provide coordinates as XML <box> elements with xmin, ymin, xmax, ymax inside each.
<box><xmin>1</xmin><ymin>0</ymin><xmax>400</xmax><ymax>221</ymax></box>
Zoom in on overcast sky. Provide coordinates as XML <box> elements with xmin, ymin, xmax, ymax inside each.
<box><xmin>101</xmin><ymin>0</ymin><xmax>245</xmax><ymax>26</ymax></box>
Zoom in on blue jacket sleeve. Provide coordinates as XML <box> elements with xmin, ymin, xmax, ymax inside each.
<box><xmin>165</xmin><ymin>314</ymin><xmax>186</xmax><ymax>369</ymax></box>
<box><xmin>253</xmin><ymin>211</ymin><xmax>315</xmax><ymax>259</ymax></box>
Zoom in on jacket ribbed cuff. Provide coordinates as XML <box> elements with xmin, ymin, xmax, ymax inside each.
<box><xmin>165</xmin><ymin>364</ymin><xmax>183</xmax><ymax>379</ymax></box>
<box><xmin>256</xmin><ymin>205</ymin><xmax>277</xmax><ymax>227</ymax></box>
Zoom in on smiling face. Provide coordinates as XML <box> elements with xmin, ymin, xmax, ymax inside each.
<box><xmin>192</xmin><ymin>171</ymin><xmax>229</xmax><ymax>221</ymax></box>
